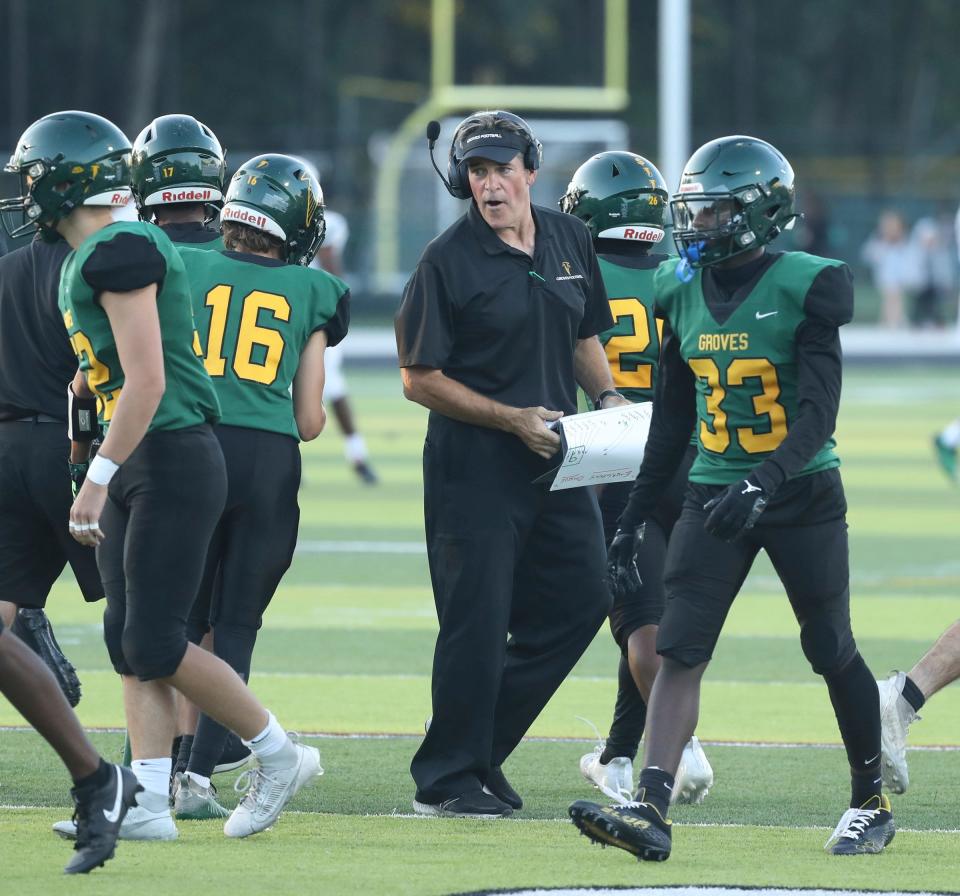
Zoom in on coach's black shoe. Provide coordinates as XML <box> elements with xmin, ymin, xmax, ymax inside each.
<box><xmin>64</xmin><ymin>764</ymin><xmax>141</xmax><ymax>874</ymax></box>
<box><xmin>483</xmin><ymin>765</ymin><xmax>523</xmax><ymax>810</ymax></box>
<box><xmin>412</xmin><ymin>789</ymin><xmax>513</xmax><ymax>819</ymax></box>
<box><xmin>12</xmin><ymin>607</ymin><xmax>82</xmax><ymax>707</ymax></box>
<box><xmin>569</xmin><ymin>798</ymin><xmax>672</xmax><ymax>861</ymax></box>
<box><xmin>826</xmin><ymin>794</ymin><xmax>895</xmax><ymax>855</ymax></box>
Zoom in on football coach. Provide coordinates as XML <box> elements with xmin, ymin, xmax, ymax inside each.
<box><xmin>395</xmin><ymin>110</ymin><xmax>628</xmax><ymax>818</ymax></box>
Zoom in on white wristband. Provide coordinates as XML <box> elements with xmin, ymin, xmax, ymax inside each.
<box><xmin>86</xmin><ymin>454</ymin><xmax>120</xmax><ymax>486</ymax></box>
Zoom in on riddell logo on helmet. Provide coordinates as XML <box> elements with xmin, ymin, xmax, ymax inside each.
<box><xmin>110</xmin><ymin>193</ymin><xmax>131</xmax><ymax>206</ymax></box>
<box><xmin>623</xmin><ymin>227</ymin><xmax>663</xmax><ymax>241</ymax></box>
<box><xmin>161</xmin><ymin>188</ymin><xmax>213</xmax><ymax>203</ymax></box>
<box><xmin>598</xmin><ymin>225</ymin><xmax>665</xmax><ymax>242</ymax></box>
<box><xmin>222</xmin><ymin>206</ymin><xmax>267</xmax><ymax>228</ymax></box>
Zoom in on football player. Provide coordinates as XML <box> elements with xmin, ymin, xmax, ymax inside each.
<box><xmin>0</xmin><ymin>142</ymin><xmax>110</xmax><ymax>707</ymax></box>
<box><xmin>170</xmin><ymin>154</ymin><xmax>348</xmax><ymax>819</ymax></box>
<box><xmin>559</xmin><ymin>151</ymin><xmax>713</xmax><ymax>804</ymax></box>
<box><xmin>932</xmin><ymin>417</ymin><xmax>960</xmax><ymax>483</ymax></box>
<box><xmin>311</xmin><ymin>203</ymin><xmax>378</xmax><ymax>484</ymax></box>
<box><xmin>130</xmin><ymin>113</ymin><xmax>249</xmax><ymax>783</ymax></box>
<box><xmin>0</xmin><ymin>606</ymin><xmax>139</xmax><ymax>872</ymax></box>
<box><xmin>5</xmin><ymin>110</ymin><xmax>321</xmax><ymax>842</ymax></box>
<box><xmin>569</xmin><ymin>135</ymin><xmax>894</xmax><ymax>858</ymax></box>
<box><xmin>131</xmin><ymin>114</ymin><xmax>225</xmax><ymax>249</ymax></box>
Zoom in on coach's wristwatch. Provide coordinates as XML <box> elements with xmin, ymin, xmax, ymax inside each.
<box><xmin>594</xmin><ymin>389</ymin><xmax>626</xmax><ymax>410</ymax></box>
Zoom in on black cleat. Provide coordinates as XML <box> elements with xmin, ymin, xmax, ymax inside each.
<box><xmin>12</xmin><ymin>607</ymin><xmax>82</xmax><ymax>707</ymax></box>
<box><xmin>64</xmin><ymin>764</ymin><xmax>141</xmax><ymax>874</ymax></box>
<box><xmin>214</xmin><ymin>732</ymin><xmax>252</xmax><ymax>775</ymax></box>
<box><xmin>826</xmin><ymin>794</ymin><xmax>895</xmax><ymax>855</ymax></box>
<box><xmin>353</xmin><ymin>461</ymin><xmax>379</xmax><ymax>485</ymax></box>
<box><xmin>483</xmin><ymin>765</ymin><xmax>523</xmax><ymax>810</ymax></box>
<box><xmin>569</xmin><ymin>799</ymin><xmax>672</xmax><ymax>861</ymax></box>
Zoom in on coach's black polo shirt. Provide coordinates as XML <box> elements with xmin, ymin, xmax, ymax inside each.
<box><xmin>0</xmin><ymin>237</ymin><xmax>74</xmax><ymax>421</ymax></box>
<box><xmin>395</xmin><ymin>201</ymin><xmax>612</xmax><ymax>416</ymax></box>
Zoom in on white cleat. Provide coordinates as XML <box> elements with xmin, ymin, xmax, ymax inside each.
<box><xmin>53</xmin><ymin>789</ymin><xmax>178</xmax><ymax>841</ymax></box>
<box><xmin>223</xmin><ymin>741</ymin><xmax>322</xmax><ymax>838</ymax></box>
<box><xmin>672</xmin><ymin>735</ymin><xmax>713</xmax><ymax>805</ymax></box>
<box><xmin>878</xmin><ymin>670</ymin><xmax>920</xmax><ymax>794</ymax></box>
<box><xmin>579</xmin><ymin>746</ymin><xmax>634</xmax><ymax>801</ymax></box>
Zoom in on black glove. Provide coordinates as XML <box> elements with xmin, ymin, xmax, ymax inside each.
<box><xmin>606</xmin><ymin>524</ymin><xmax>645</xmax><ymax>598</ymax></box>
<box><xmin>703</xmin><ymin>478</ymin><xmax>769</xmax><ymax>542</ymax></box>
<box><xmin>68</xmin><ymin>461</ymin><xmax>88</xmax><ymax>499</ymax></box>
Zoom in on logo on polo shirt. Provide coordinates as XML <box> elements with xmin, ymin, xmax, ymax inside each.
<box><xmin>556</xmin><ymin>261</ymin><xmax>583</xmax><ymax>282</ymax></box>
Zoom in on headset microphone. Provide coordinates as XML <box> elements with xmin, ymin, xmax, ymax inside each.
<box><xmin>426</xmin><ymin>120</ymin><xmax>457</xmax><ymax>198</ymax></box>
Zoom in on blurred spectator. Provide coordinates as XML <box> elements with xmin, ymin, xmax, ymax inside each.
<box><xmin>909</xmin><ymin>213</ymin><xmax>955</xmax><ymax>328</ymax></box>
<box><xmin>861</xmin><ymin>210</ymin><xmax>916</xmax><ymax>328</ymax></box>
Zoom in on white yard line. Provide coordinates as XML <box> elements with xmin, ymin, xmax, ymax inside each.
<box><xmin>2</xmin><ymin>725</ymin><xmax>958</xmax><ymax>750</ymax></box>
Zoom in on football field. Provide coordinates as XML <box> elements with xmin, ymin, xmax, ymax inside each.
<box><xmin>1</xmin><ymin>365</ymin><xmax>959</xmax><ymax>894</ymax></box>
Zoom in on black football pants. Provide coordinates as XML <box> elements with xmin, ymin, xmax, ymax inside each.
<box><xmin>411</xmin><ymin>416</ymin><xmax>611</xmax><ymax>803</ymax></box>
<box><xmin>100</xmin><ymin>425</ymin><xmax>227</xmax><ymax>681</ymax></box>
<box><xmin>185</xmin><ymin>425</ymin><xmax>301</xmax><ymax>779</ymax></box>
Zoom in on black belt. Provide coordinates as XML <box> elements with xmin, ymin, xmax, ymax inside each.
<box><xmin>0</xmin><ymin>413</ymin><xmax>62</xmax><ymax>424</ymax></box>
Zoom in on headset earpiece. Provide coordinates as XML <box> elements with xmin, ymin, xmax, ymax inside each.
<box><xmin>443</xmin><ymin>111</ymin><xmax>542</xmax><ymax>201</ymax></box>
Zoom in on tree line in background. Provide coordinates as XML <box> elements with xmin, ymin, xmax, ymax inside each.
<box><xmin>3</xmin><ymin>0</ymin><xmax>959</xmax><ymax>315</ymax></box>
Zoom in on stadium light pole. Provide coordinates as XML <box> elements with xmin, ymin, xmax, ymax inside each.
<box><xmin>658</xmin><ymin>0</ymin><xmax>691</xmax><ymax>195</ymax></box>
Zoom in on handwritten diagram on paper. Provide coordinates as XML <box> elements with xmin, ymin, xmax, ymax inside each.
<box><xmin>548</xmin><ymin>402</ymin><xmax>653</xmax><ymax>491</ymax></box>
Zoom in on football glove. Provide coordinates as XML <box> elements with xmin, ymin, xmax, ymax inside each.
<box><xmin>606</xmin><ymin>523</ymin><xmax>645</xmax><ymax>598</ymax></box>
<box><xmin>68</xmin><ymin>461</ymin><xmax>88</xmax><ymax>498</ymax></box>
<box><xmin>703</xmin><ymin>478</ymin><xmax>769</xmax><ymax>542</ymax></box>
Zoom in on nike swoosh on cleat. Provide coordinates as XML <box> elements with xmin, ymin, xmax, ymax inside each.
<box><xmin>102</xmin><ymin>766</ymin><xmax>124</xmax><ymax>823</ymax></box>
<box><xmin>755</xmin><ymin>311</ymin><xmax>779</xmax><ymax>319</ymax></box>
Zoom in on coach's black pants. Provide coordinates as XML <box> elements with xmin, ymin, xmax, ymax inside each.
<box><xmin>411</xmin><ymin>415</ymin><xmax>611</xmax><ymax>803</ymax></box>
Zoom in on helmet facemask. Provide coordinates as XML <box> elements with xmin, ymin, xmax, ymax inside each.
<box><xmin>2</xmin><ymin>152</ymin><xmax>131</xmax><ymax>241</ymax></box>
<box><xmin>671</xmin><ymin>182</ymin><xmax>796</xmax><ymax>271</ymax></box>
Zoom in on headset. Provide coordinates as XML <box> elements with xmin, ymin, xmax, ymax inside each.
<box><xmin>426</xmin><ymin>111</ymin><xmax>542</xmax><ymax>200</ymax></box>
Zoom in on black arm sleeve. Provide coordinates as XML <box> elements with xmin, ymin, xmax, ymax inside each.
<box><xmin>749</xmin><ymin>264</ymin><xmax>852</xmax><ymax>493</ymax></box>
<box><xmin>620</xmin><ymin>324</ymin><xmax>698</xmax><ymax>528</ymax></box>
<box><xmin>320</xmin><ymin>289</ymin><xmax>350</xmax><ymax>347</ymax></box>
<box><xmin>394</xmin><ymin>260</ymin><xmax>454</xmax><ymax>369</ymax></box>
<box><xmin>81</xmin><ymin>232</ymin><xmax>167</xmax><ymax>294</ymax></box>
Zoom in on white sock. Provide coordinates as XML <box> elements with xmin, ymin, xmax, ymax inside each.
<box><xmin>344</xmin><ymin>433</ymin><xmax>368</xmax><ymax>464</ymax></box>
<box><xmin>185</xmin><ymin>771</ymin><xmax>211</xmax><ymax>790</ymax></box>
<box><xmin>131</xmin><ymin>758</ymin><xmax>172</xmax><ymax>797</ymax></box>
<box><xmin>243</xmin><ymin>712</ymin><xmax>291</xmax><ymax>761</ymax></box>
<box><xmin>941</xmin><ymin>420</ymin><xmax>960</xmax><ymax>448</ymax></box>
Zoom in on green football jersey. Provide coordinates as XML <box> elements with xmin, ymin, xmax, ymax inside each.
<box><xmin>596</xmin><ymin>255</ymin><xmax>664</xmax><ymax>404</ymax></box>
<box><xmin>180</xmin><ymin>249</ymin><xmax>349</xmax><ymax>439</ymax></box>
<box><xmin>654</xmin><ymin>252</ymin><xmax>848</xmax><ymax>484</ymax></box>
<box><xmin>58</xmin><ymin>221</ymin><xmax>220</xmax><ymax>432</ymax></box>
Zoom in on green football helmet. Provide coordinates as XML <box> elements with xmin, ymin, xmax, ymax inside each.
<box><xmin>559</xmin><ymin>150</ymin><xmax>668</xmax><ymax>244</ymax></box>
<box><xmin>670</xmin><ymin>135</ymin><xmax>797</xmax><ymax>269</ymax></box>
<box><xmin>220</xmin><ymin>154</ymin><xmax>325</xmax><ymax>265</ymax></box>
<box><xmin>2</xmin><ymin>111</ymin><xmax>132</xmax><ymax>240</ymax></box>
<box><xmin>131</xmin><ymin>114</ymin><xmax>225</xmax><ymax>217</ymax></box>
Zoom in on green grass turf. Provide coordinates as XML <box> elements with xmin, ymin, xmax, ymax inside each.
<box><xmin>2</xmin><ymin>366</ymin><xmax>959</xmax><ymax>892</ymax></box>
